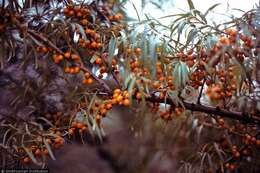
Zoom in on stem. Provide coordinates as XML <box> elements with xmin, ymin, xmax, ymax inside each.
<box><xmin>146</xmin><ymin>94</ymin><xmax>260</xmax><ymax>125</ymax></box>
<box><xmin>28</xmin><ymin>30</ymin><xmax>63</xmax><ymax>54</ymax></box>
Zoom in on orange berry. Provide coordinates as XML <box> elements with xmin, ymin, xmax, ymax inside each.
<box><xmin>91</xmin><ymin>41</ymin><xmax>97</xmax><ymax>48</ymax></box>
<box><xmin>54</xmin><ymin>143</ymin><xmax>61</xmax><ymax>149</ymax></box>
<box><xmin>116</xmin><ymin>95</ymin><xmax>123</xmax><ymax>102</ymax></box>
<box><xmin>219</xmin><ymin>36</ymin><xmax>230</xmax><ymax>45</ymax></box>
<box><xmin>100</xmin><ymin>66</ymin><xmax>107</xmax><ymax>73</ymax></box>
<box><xmin>81</xmin><ymin>19</ymin><xmax>88</xmax><ymax>25</ymax></box>
<box><xmin>123</xmin><ymin>99</ymin><xmax>130</xmax><ymax>106</ymax></box>
<box><xmin>123</xmin><ymin>92</ymin><xmax>130</xmax><ymax>98</ymax></box>
<box><xmin>218</xmin><ymin>118</ymin><xmax>225</xmax><ymax>126</ymax></box>
<box><xmin>84</xmin><ymin>72</ymin><xmax>91</xmax><ymax>78</ymax></box>
<box><xmin>63</xmin><ymin>7</ymin><xmax>69</xmax><ymax>14</ymax></box>
<box><xmin>100</xmin><ymin>108</ymin><xmax>107</xmax><ymax>115</ymax></box>
<box><xmin>225</xmin><ymin>163</ymin><xmax>230</xmax><ymax>168</ymax></box>
<box><xmin>112</xmin><ymin>58</ymin><xmax>117</xmax><ymax>66</ymax></box>
<box><xmin>68</xmin><ymin>128</ymin><xmax>74</xmax><ymax>135</ymax></box>
<box><xmin>187</xmin><ymin>60</ymin><xmax>194</xmax><ymax>67</ymax></box>
<box><xmin>85</xmin><ymin>28</ymin><xmax>92</xmax><ymax>34</ymax></box>
<box><xmin>43</xmin><ymin>148</ymin><xmax>49</xmax><ymax>155</ymax></box>
<box><xmin>229</xmin><ymin>164</ymin><xmax>235</xmax><ymax>171</ymax></box>
<box><xmin>69</xmin><ymin>68</ymin><xmax>75</xmax><ymax>74</ymax></box>
<box><xmin>23</xmin><ymin>157</ymin><xmax>30</xmax><ymax>164</ymax></box>
<box><xmin>96</xmin><ymin>43</ymin><xmax>102</xmax><ymax>48</ymax></box>
<box><xmin>34</xmin><ymin>149</ymin><xmax>41</xmax><ymax>156</ymax></box>
<box><xmin>96</xmin><ymin>114</ymin><xmax>102</xmax><ymax>125</ymax></box>
<box><xmin>135</xmin><ymin>48</ymin><xmax>142</xmax><ymax>56</ymax></box>
<box><xmin>95</xmin><ymin>57</ymin><xmax>102</xmax><ymax>65</ymax></box>
<box><xmin>46</xmin><ymin>138</ymin><xmax>52</xmax><ymax>144</ymax></box>
<box><xmin>87</xmin><ymin>78</ymin><xmax>93</xmax><ymax>84</ymax></box>
<box><xmin>256</xmin><ymin>139</ymin><xmax>260</xmax><ymax>146</ymax></box>
<box><xmin>111</xmin><ymin>99</ymin><xmax>117</xmax><ymax>105</ymax></box>
<box><xmin>108</xmin><ymin>15</ymin><xmax>114</xmax><ymax>21</ymax></box>
<box><xmin>74</xmin><ymin>67</ymin><xmax>80</xmax><ymax>73</ymax></box>
<box><xmin>42</xmin><ymin>46</ymin><xmax>48</xmax><ymax>53</ymax></box>
<box><xmin>105</xmin><ymin>103</ymin><xmax>112</xmax><ymax>110</ymax></box>
<box><xmin>136</xmin><ymin>92</ymin><xmax>142</xmax><ymax>100</ymax></box>
<box><xmin>234</xmin><ymin>151</ymin><xmax>240</xmax><ymax>158</ymax></box>
<box><xmin>114</xmin><ymin>88</ymin><xmax>121</xmax><ymax>94</ymax></box>
<box><xmin>114</xmin><ymin>13</ymin><xmax>123</xmax><ymax>20</ymax></box>
<box><xmin>57</xmin><ymin>54</ymin><xmax>64</xmax><ymax>61</ymax></box>
<box><xmin>83</xmin><ymin>78</ymin><xmax>88</xmax><ymax>84</ymax></box>
<box><xmin>68</xmin><ymin>10</ymin><xmax>74</xmax><ymax>16</ymax></box>
<box><xmin>64</xmin><ymin>67</ymin><xmax>70</xmax><ymax>73</ymax></box>
<box><xmin>76</xmin><ymin>122</ymin><xmax>84</xmax><ymax>129</ymax></box>
<box><xmin>64</xmin><ymin>52</ymin><xmax>71</xmax><ymax>59</ymax></box>
<box><xmin>54</xmin><ymin>137</ymin><xmax>63</xmax><ymax>144</ymax></box>
<box><xmin>53</xmin><ymin>56</ymin><xmax>60</xmax><ymax>64</ymax></box>
<box><xmin>153</xmin><ymin>82</ymin><xmax>160</xmax><ymax>89</ymax></box>
<box><xmin>81</xmin><ymin>126</ymin><xmax>87</xmax><ymax>132</ymax></box>
<box><xmin>159</xmin><ymin>92</ymin><xmax>165</xmax><ymax>99</ymax></box>
<box><xmin>71</xmin><ymin>54</ymin><xmax>80</xmax><ymax>60</ymax></box>
<box><xmin>226</xmin><ymin>28</ymin><xmax>237</xmax><ymax>37</ymax></box>
<box><xmin>77</xmin><ymin>12</ymin><xmax>82</xmax><ymax>17</ymax></box>
<box><xmin>127</xmin><ymin>48</ymin><xmax>132</xmax><ymax>54</ymax></box>
<box><xmin>71</xmin><ymin>121</ymin><xmax>77</xmax><ymax>128</ymax></box>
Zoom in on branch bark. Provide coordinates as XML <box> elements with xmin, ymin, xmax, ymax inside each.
<box><xmin>146</xmin><ymin>95</ymin><xmax>260</xmax><ymax>125</ymax></box>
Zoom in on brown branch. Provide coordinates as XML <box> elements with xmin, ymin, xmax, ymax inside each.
<box><xmin>27</xmin><ymin>30</ymin><xmax>63</xmax><ymax>54</ymax></box>
<box><xmin>146</xmin><ymin>95</ymin><xmax>260</xmax><ymax>125</ymax></box>
<box><xmin>13</xmin><ymin>17</ymin><xmax>63</xmax><ymax>55</ymax></box>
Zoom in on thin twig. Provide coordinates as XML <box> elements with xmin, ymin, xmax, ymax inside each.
<box><xmin>27</xmin><ymin>30</ymin><xmax>63</xmax><ymax>54</ymax></box>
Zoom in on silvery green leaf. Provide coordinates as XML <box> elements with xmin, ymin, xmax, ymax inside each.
<box><xmin>43</xmin><ymin>138</ymin><xmax>56</xmax><ymax>161</ymax></box>
<box><xmin>124</xmin><ymin>74</ymin><xmax>132</xmax><ymax>89</ymax></box>
<box><xmin>108</xmin><ymin>36</ymin><xmax>117</xmax><ymax>66</ymax></box>
<box><xmin>186</xmin><ymin>28</ymin><xmax>198</xmax><ymax>46</ymax></box>
<box><xmin>187</xmin><ymin>0</ymin><xmax>195</xmax><ymax>10</ymax></box>
<box><xmin>167</xmin><ymin>90</ymin><xmax>179</xmax><ymax>106</ymax></box>
<box><xmin>128</xmin><ymin>77</ymin><xmax>136</xmax><ymax>102</ymax></box>
<box><xmin>75</xmin><ymin>112</ymin><xmax>84</xmax><ymax>122</ymax></box>
<box><xmin>74</xmin><ymin>23</ymin><xmax>87</xmax><ymax>40</ymax></box>
<box><xmin>177</xmin><ymin>20</ymin><xmax>188</xmax><ymax>43</ymax></box>
<box><xmin>173</xmin><ymin>61</ymin><xmax>189</xmax><ymax>89</ymax></box>
<box><xmin>204</xmin><ymin>3</ymin><xmax>221</xmax><ymax>17</ymax></box>
<box><xmin>23</xmin><ymin>146</ymin><xmax>42</xmax><ymax>166</ymax></box>
<box><xmin>149</xmin><ymin>35</ymin><xmax>158</xmax><ymax>63</ymax></box>
<box><xmin>119</xmin><ymin>31</ymin><xmax>127</xmax><ymax>47</ymax></box>
<box><xmin>193</xmin><ymin>10</ymin><xmax>207</xmax><ymax>24</ymax></box>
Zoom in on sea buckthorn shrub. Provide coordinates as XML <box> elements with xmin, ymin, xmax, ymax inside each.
<box><xmin>0</xmin><ymin>0</ymin><xmax>259</xmax><ymax>172</ymax></box>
